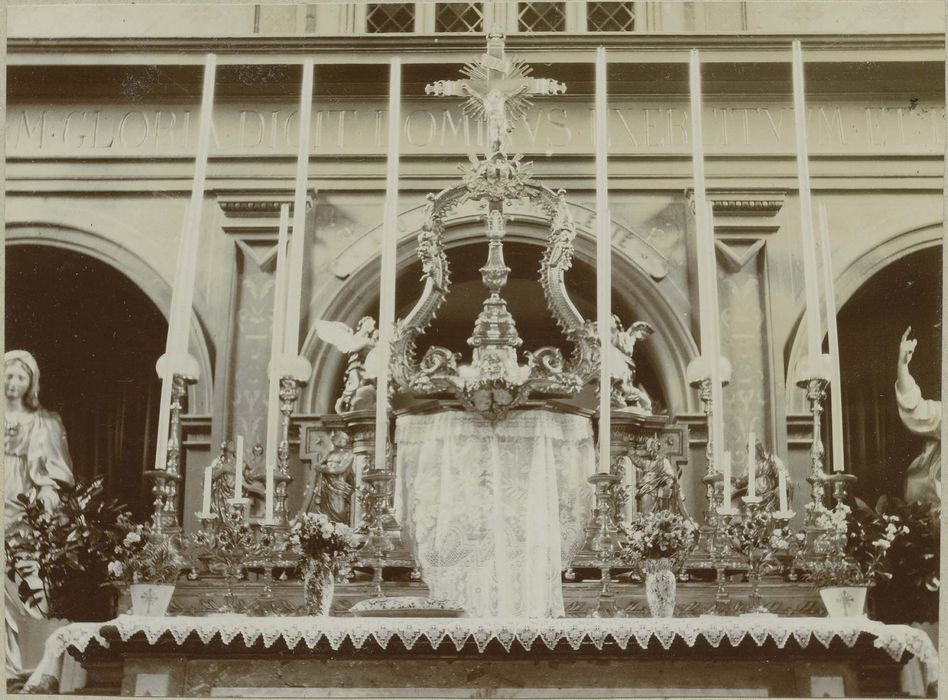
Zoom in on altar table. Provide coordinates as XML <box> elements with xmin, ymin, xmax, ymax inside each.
<box><xmin>27</xmin><ymin>615</ymin><xmax>938</xmax><ymax>697</ymax></box>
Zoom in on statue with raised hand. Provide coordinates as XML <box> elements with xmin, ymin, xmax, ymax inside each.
<box><xmin>896</xmin><ymin>326</ymin><xmax>941</xmax><ymax>508</ymax></box>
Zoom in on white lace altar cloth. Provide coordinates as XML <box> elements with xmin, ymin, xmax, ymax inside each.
<box><xmin>395</xmin><ymin>409</ymin><xmax>594</xmax><ymax>618</ymax></box>
<box><xmin>25</xmin><ymin>616</ymin><xmax>939</xmax><ymax>694</ymax></box>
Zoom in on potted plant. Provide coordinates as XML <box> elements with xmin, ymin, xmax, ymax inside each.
<box><xmin>799</xmin><ymin>500</ymin><xmax>908</xmax><ymax>617</ymax></box>
<box><xmin>5</xmin><ymin>478</ymin><xmax>126</xmax><ymax>682</ymax></box>
<box><xmin>619</xmin><ymin>511</ymin><xmax>698</xmax><ymax>617</ymax></box>
<box><xmin>288</xmin><ymin>512</ymin><xmax>359</xmax><ymax>615</ymax></box>
<box><xmin>107</xmin><ymin>518</ymin><xmax>187</xmax><ymax>616</ymax></box>
<box><xmin>860</xmin><ymin>496</ymin><xmax>939</xmax><ymax>624</ymax></box>
<box><xmin>5</xmin><ymin>478</ymin><xmax>126</xmax><ymax>622</ymax></box>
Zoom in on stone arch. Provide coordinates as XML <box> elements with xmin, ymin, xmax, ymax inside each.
<box><xmin>302</xmin><ymin>206</ymin><xmax>699</xmax><ymax>416</ymax></box>
<box><xmin>784</xmin><ymin>221</ymin><xmax>942</xmax><ymax>413</ymax></box>
<box><xmin>5</xmin><ymin>222</ymin><xmax>215</xmax><ymax>412</ymax></box>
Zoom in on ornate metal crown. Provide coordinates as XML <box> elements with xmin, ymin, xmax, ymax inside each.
<box><xmin>390</xmin><ymin>33</ymin><xmax>599</xmax><ymax>422</ymax></box>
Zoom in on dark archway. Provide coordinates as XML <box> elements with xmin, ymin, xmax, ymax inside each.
<box><xmin>836</xmin><ymin>246</ymin><xmax>942</xmax><ymax>504</ymax></box>
<box><xmin>5</xmin><ymin>245</ymin><xmax>167</xmax><ymax>519</ymax></box>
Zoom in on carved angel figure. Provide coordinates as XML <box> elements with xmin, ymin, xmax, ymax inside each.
<box><xmin>610</xmin><ymin>316</ymin><xmax>655</xmax><ymax>413</ymax></box>
<box><xmin>315</xmin><ymin>317</ymin><xmax>380</xmax><ymax>414</ymax></box>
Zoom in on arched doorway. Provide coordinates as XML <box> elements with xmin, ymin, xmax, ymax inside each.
<box><xmin>5</xmin><ymin>245</ymin><xmax>167</xmax><ymax>518</ymax></box>
<box><xmin>837</xmin><ymin>245</ymin><xmax>942</xmax><ymax>504</ymax></box>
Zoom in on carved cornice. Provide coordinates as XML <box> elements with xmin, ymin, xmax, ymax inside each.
<box><xmin>219</xmin><ymin>200</ymin><xmax>293</xmax><ymax>216</ymax></box>
<box><xmin>711</xmin><ymin>199</ymin><xmax>784</xmax><ymax>216</ymax></box>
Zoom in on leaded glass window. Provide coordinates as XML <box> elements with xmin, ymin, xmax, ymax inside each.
<box><xmin>518</xmin><ymin>2</ymin><xmax>566</xmax><ymax>32</ymax></box>
<box><xmin>367</xmin><ymin>3</ymin><xmax>415</xmax><ymax>33</ymax></box>
<box><xmin>587</xmin><ymin>2</ymin><xmax>635</xmax><ymax>32</ymax></box>
<box><xmin>436</xmin><ymin>3</ymin><xmax>484</xmax><ymax>33</ymax></box>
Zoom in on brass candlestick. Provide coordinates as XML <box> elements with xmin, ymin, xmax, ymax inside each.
<box><xmin>145</xmin><ymin>372</ymin><xmax>196</xmax><ymax>533</ymax></box>
<box><xmin>796</xmin><ymin>357</ymin><xmax>831</xmax><ymax>522</ymax></box>
<box><xmin>585</xmin><ymin>472</ymin><xmax>623</xmax><ymax>618</ymax></box>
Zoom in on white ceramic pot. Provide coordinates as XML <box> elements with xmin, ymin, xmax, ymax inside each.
<box><xmin>819</xmin><ymin>586</ymin><xmax>868</xmax><ymax>617</ymax></box>
<box><xmin>129</xmin><ymin>583</ymin><xmax>176</xmax><ymax>617</ymax></box>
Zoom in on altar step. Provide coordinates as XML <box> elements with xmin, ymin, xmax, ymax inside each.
<box><xmin>123</xmin><ymin>577</ymin><xmax>828</xmax><ymax>618</ymax></box>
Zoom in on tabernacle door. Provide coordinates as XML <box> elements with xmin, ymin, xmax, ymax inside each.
<box><xmin>395</xmin><ymin>407</ymin><xmax>594</xmax><ymax>617</ymax></box>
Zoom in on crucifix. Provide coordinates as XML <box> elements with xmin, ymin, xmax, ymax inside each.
<box><xmin>425</xmin><ymin>30</ymin><xmax>566</xmax><ymax>155</ymax></box>
<box><xmin>420</xmin><ymin>31</ymin><xmax>569</xmax><ymax>416</ymax></box>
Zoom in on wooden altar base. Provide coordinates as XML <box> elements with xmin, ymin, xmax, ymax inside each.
<box><xmin>73</xmin><ymin>626</ymin><xmax>913</xmax><ymax>697</ymax></box>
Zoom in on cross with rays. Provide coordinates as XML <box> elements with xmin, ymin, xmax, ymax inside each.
<box><xmin>425</xmin><ymin>30</ymin><xmax>566</xmax><ymax>154</ymax></box>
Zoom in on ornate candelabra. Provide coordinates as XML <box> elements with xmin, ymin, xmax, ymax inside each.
<box><xmin>725</xmin><ymin>496</ymin><xmax>793</xmax><ymax>615</ymax></box>
<box><xmin>191</xmin><ymin>502</ymin><xmax>292</xmax><ymax>615</ymax></box>
<box><xmin>702</xmin><ymin>474</ymin><xmax>736</xmax><ymax>615</ymax></box>
<box><xmin>795</xmin><ymin>355</ymin><xmax>832</xmax><ymax>522</ymax></box>
<box><xmin>272</xmin><ymin>375</ymin><xmax>303</xmax><ymax>524</ymax></box>
<box><xmin>584</xmin><ymin>471</ymin><xmax>623</xmax><ymax>618</ymax></box>
<box><xmin>145</xmin><ymin>372</ymin><xmax>196</xmax><ymax>533</ymax></box>
<box><xmin>358</xmin><ymin>469</ymin><xmax>396</xmax><ymax>597</ymax></box>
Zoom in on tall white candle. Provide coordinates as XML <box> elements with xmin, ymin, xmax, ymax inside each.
<box><xmin>595</xmin><ymin>46</ymin><xmax>611</xmax><ymax>472</ymax></box>
<box><xmin>154</xmin><ymin>54</ymin><xmax>217</xmax><ymax>473</ymax></box>
<box><xmin>689</xmin><ymin>50</ymin><xmax>725</xmax><ymax>473</ymax></box>
<box><xmin>792</xmin><ymin>41</ymin><xmax>823</xmax><ymax>366</ymax></box>
<box><xmin>719</xmin><ymin>451</ymin><xmax>732</xmax><ymax>514</ymax></box>
<box><xmin>777</xmin><ymin>467</ymin><xmax>789</xmax><ymax>513</ymax></box>
<box><xmin>818</xmin><ymin>203</ymin><xmax>845</xmax><ymax>472</ymax></box>
<box><xmin>746</xmin><ymin>431</ymin><xmax>757</xmax><ymax>498</ymax></box>
<box><xmin>201</xmin><ymin>464</ymin><xmax>213</xmax><ymax>515</ymax></box>
<box><xmin>234</xmin><ymin>435</ymin><xmax>245</xmax><ymax>500</ymax></box>
<box><xmin>283</xmin><ymin>59</ymin><xmax>315</xmax><ymax>358</ymax></box>
<box><xmin>374</xmin><ymin>59</ymin><xmax>402</xmax><ymax>477</ymax></box>
<box><xmin>264</xmin><ymin>205</ymin><xmax>291</xmax><ymax>522</ymax></box>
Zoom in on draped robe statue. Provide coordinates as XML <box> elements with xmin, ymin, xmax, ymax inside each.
<box><xmin>4</xmin><ymin>350</ymin><xmax>75</xmax><ymax>681</ymax></box>
<box><xmin>896</xmin><ymin>327</ymin><xmax>941</xmax><ymax>509</ymax></box>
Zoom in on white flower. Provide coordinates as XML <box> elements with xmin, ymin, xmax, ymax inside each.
<box><xmin>124</xmin><ymin>532</ymin><xmax>141</xmax><ymax>546</ymax></box>
<box><xmin>108</xmin><ymin>561</ymin><xmax>124</xmax><ymax>578</ymax></box>
<box><xmin>872</xmin><ymin>538</ymin><xmax>891</xmax><ymax>551</ymax></box>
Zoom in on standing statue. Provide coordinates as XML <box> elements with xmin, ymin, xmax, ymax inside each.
<box><xmin>302</xmin><ymin>430</ymin><xmax>355</xmax><ymax>525</ymax></box>
<box><xmin>732</xmin><ymin>441</ymin><xmax>794</xmax><ymax>512</ymax></box>
<box><xmin>610</xmin><ymin>315</ymin><xmax>654</xmax><ymax>414</ymax></box>
<box><xmin>896</xmin><ymin>326</ymin><xmax>941</xmax><ymax>508</ymax></box>
<box><xmin>4</xmin><ymin>350</ymin><xmax>75</xmax><ymax>682</ymax></box>
<box><xmin>315</xmin><ymin>317</ymin><xmax>379</xmax><ymax>413</ymax></box>
<box><xmin>632</xmin><ymin>436</ymin><xmax>690</xmax><ymax>518</ymax></box>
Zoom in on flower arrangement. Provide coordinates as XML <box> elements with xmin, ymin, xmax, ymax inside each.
<box><xmin>107</xmin><ymin>518</ymin><xmax>187</xmax><ymax>585</ymax></box>
<box><xmin>288</xmin><ymin>512</ymin><xmax>360</xmax><ymax>576</ymax></box>
<box><xmin>620</xmin><ymin>511</ymin><xmax>698</xmax><ymax>564</ymax></box>
<box><xmin>725</xmin><ymin>508</ymin><xmax>793</xmax><ymax>564</ymax></box>
<box><xmin>800</xmin><ymin>500</ymin><xmax>909</xmax><ymax>588</ymax></box>
<box><xmin>4</xmin><ymin>478</ymin><xmax>126</xmax><ymax>620</ymax></box>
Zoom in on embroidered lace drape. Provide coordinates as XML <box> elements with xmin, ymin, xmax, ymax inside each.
<box><xmin>24</xmin><ymin>616</ymin><xmax>940</xmax><ymax>694</ymax></box>
<box><xmin>395</xmin><ymin>409</ymin><xmax>595</xmax><ymax>617</ymax></box>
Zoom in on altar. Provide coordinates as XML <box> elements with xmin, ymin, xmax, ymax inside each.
<box><xmin>32</xmin><ymin>616</ymin><xmax>939</xmax><ymax>697</ymax></box>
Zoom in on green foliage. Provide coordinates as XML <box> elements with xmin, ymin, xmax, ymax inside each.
<box><xmin>5</xmin><ymin>478</ymin><xmax>126</xmax><ymax>620</ymax></box>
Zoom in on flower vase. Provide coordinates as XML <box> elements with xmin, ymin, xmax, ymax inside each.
<box><xmin>820</xmin><ymin>586</ymin><xmax>868</xmax><ymax>617</ymax></box>
<box><xmin>302</xmin><ymin>565</ymin><xmax>335</xmax><ymax>616</ymax></box>
<box><xmin>129</xmin><ymin>583</ymin><xmax>175</xmax><ymax>616</ymax></box>
<box><xmin>642</xmin><ymin>558</ymin><xmax>676</xmax><ymax>617</ymax></box>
